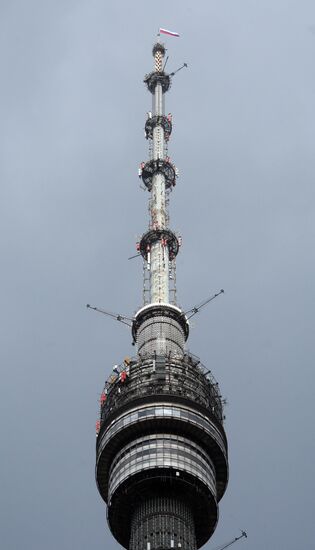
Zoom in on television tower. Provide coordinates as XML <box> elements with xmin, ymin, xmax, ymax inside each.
<box><xmin>95</xmin><ymin>41</ymin><xmax>229</xmax><ymax>550</ymax></box>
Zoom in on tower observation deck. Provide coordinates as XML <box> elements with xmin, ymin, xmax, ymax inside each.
<box><xmin>95</xmin><ymin>41</ymin><xmax>229</xmax><ymax>550</ymax></box>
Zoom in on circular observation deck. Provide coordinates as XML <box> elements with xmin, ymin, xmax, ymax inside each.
<box><xmin>99</xmin><ymin>353</ymin><xmax>224</xmax><ymax>425</ymax></box>
<box><xmin>96</xmin><ymin>353</ymin><xmax>228</xmax><ymax>549</ymax></box>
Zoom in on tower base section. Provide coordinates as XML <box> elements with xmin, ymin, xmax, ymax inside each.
<box><xmin>130</xmin><ymin>496</ymin><xmax>196</xmax><ymax>550</ymax></box>
<box><xmin>106</xmin><ymin>469</ymin><xmax>218</xmax><ymax>549</ymax></box>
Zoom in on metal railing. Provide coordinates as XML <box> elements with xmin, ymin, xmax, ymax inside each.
<box><xmin>99</xmin><ymin>353</ymin><xmax>224</xmax><ymax>425</ymax></box>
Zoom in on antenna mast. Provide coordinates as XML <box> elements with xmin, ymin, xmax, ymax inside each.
<box><xmin>140</xmin><ymin>43</ymin><xmax>179</xmax><ymax>304</ymax></box>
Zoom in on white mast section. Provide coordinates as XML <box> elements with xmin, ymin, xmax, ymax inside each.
<box><xmin>150</xmin><ymin>48</ymin><xmax>169</xmax><ymax>304</ymax></box>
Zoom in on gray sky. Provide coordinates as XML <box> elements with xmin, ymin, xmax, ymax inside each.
<box><xmin>1</xmin><ymin>1</ymin><xmax>315</xmax><ymax>549</ymax></box>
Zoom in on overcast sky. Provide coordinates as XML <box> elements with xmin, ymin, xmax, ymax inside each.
<box><xmin>1</xmin><ymin>1</ymin><xmax>315</xmax><ymax>549</ymax></box>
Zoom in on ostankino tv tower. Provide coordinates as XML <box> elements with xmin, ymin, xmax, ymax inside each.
<box><xmin>93</xmin><ymin>36</ymin><xmax>229</xmax><ymax>550</ymax></box>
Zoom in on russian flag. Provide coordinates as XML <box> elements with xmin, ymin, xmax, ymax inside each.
<box><xmin>159</xmin><ymin>28</ymin><xmax>180</xmax><ymax>37</ymax></box>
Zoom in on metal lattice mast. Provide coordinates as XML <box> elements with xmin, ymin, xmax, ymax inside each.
<box><xmin>150</xmin><ymin>46</ymin><xmax>169</xmax><ymax>303</ymax></box>
<box><xmin>139</xmin><ymin>43</ymin><xmax>179</xmax><ymax>305</ymax></box>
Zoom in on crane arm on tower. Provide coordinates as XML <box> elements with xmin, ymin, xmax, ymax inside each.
<box><xmin>185</xmin><ymin>289</ymin><xmax>224</xmax><ymax>320</ymax></box>
<box><xmin>212</xmin><ymin>530</ymin><xmax>247</xmax><ymax>550</ymax></box>
<box><xmin>86</xmin><ymin>304</ymin><xmax>133</xmax><ymax>327</ymax></box>
<box><xmin>169</xmin><ymin>62</ymin><xmax>188</xmax><ymax>76</ymax></box>
<box><xmin>162</xmin><ymin>55</ymin><xmax>169</xmax><ymax>71</ymax></box>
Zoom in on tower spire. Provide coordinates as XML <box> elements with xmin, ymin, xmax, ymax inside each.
<box><xmin>140</xmin><ymin>42</ymin><xmax>179</xmax><ymax>305</ymax></box>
